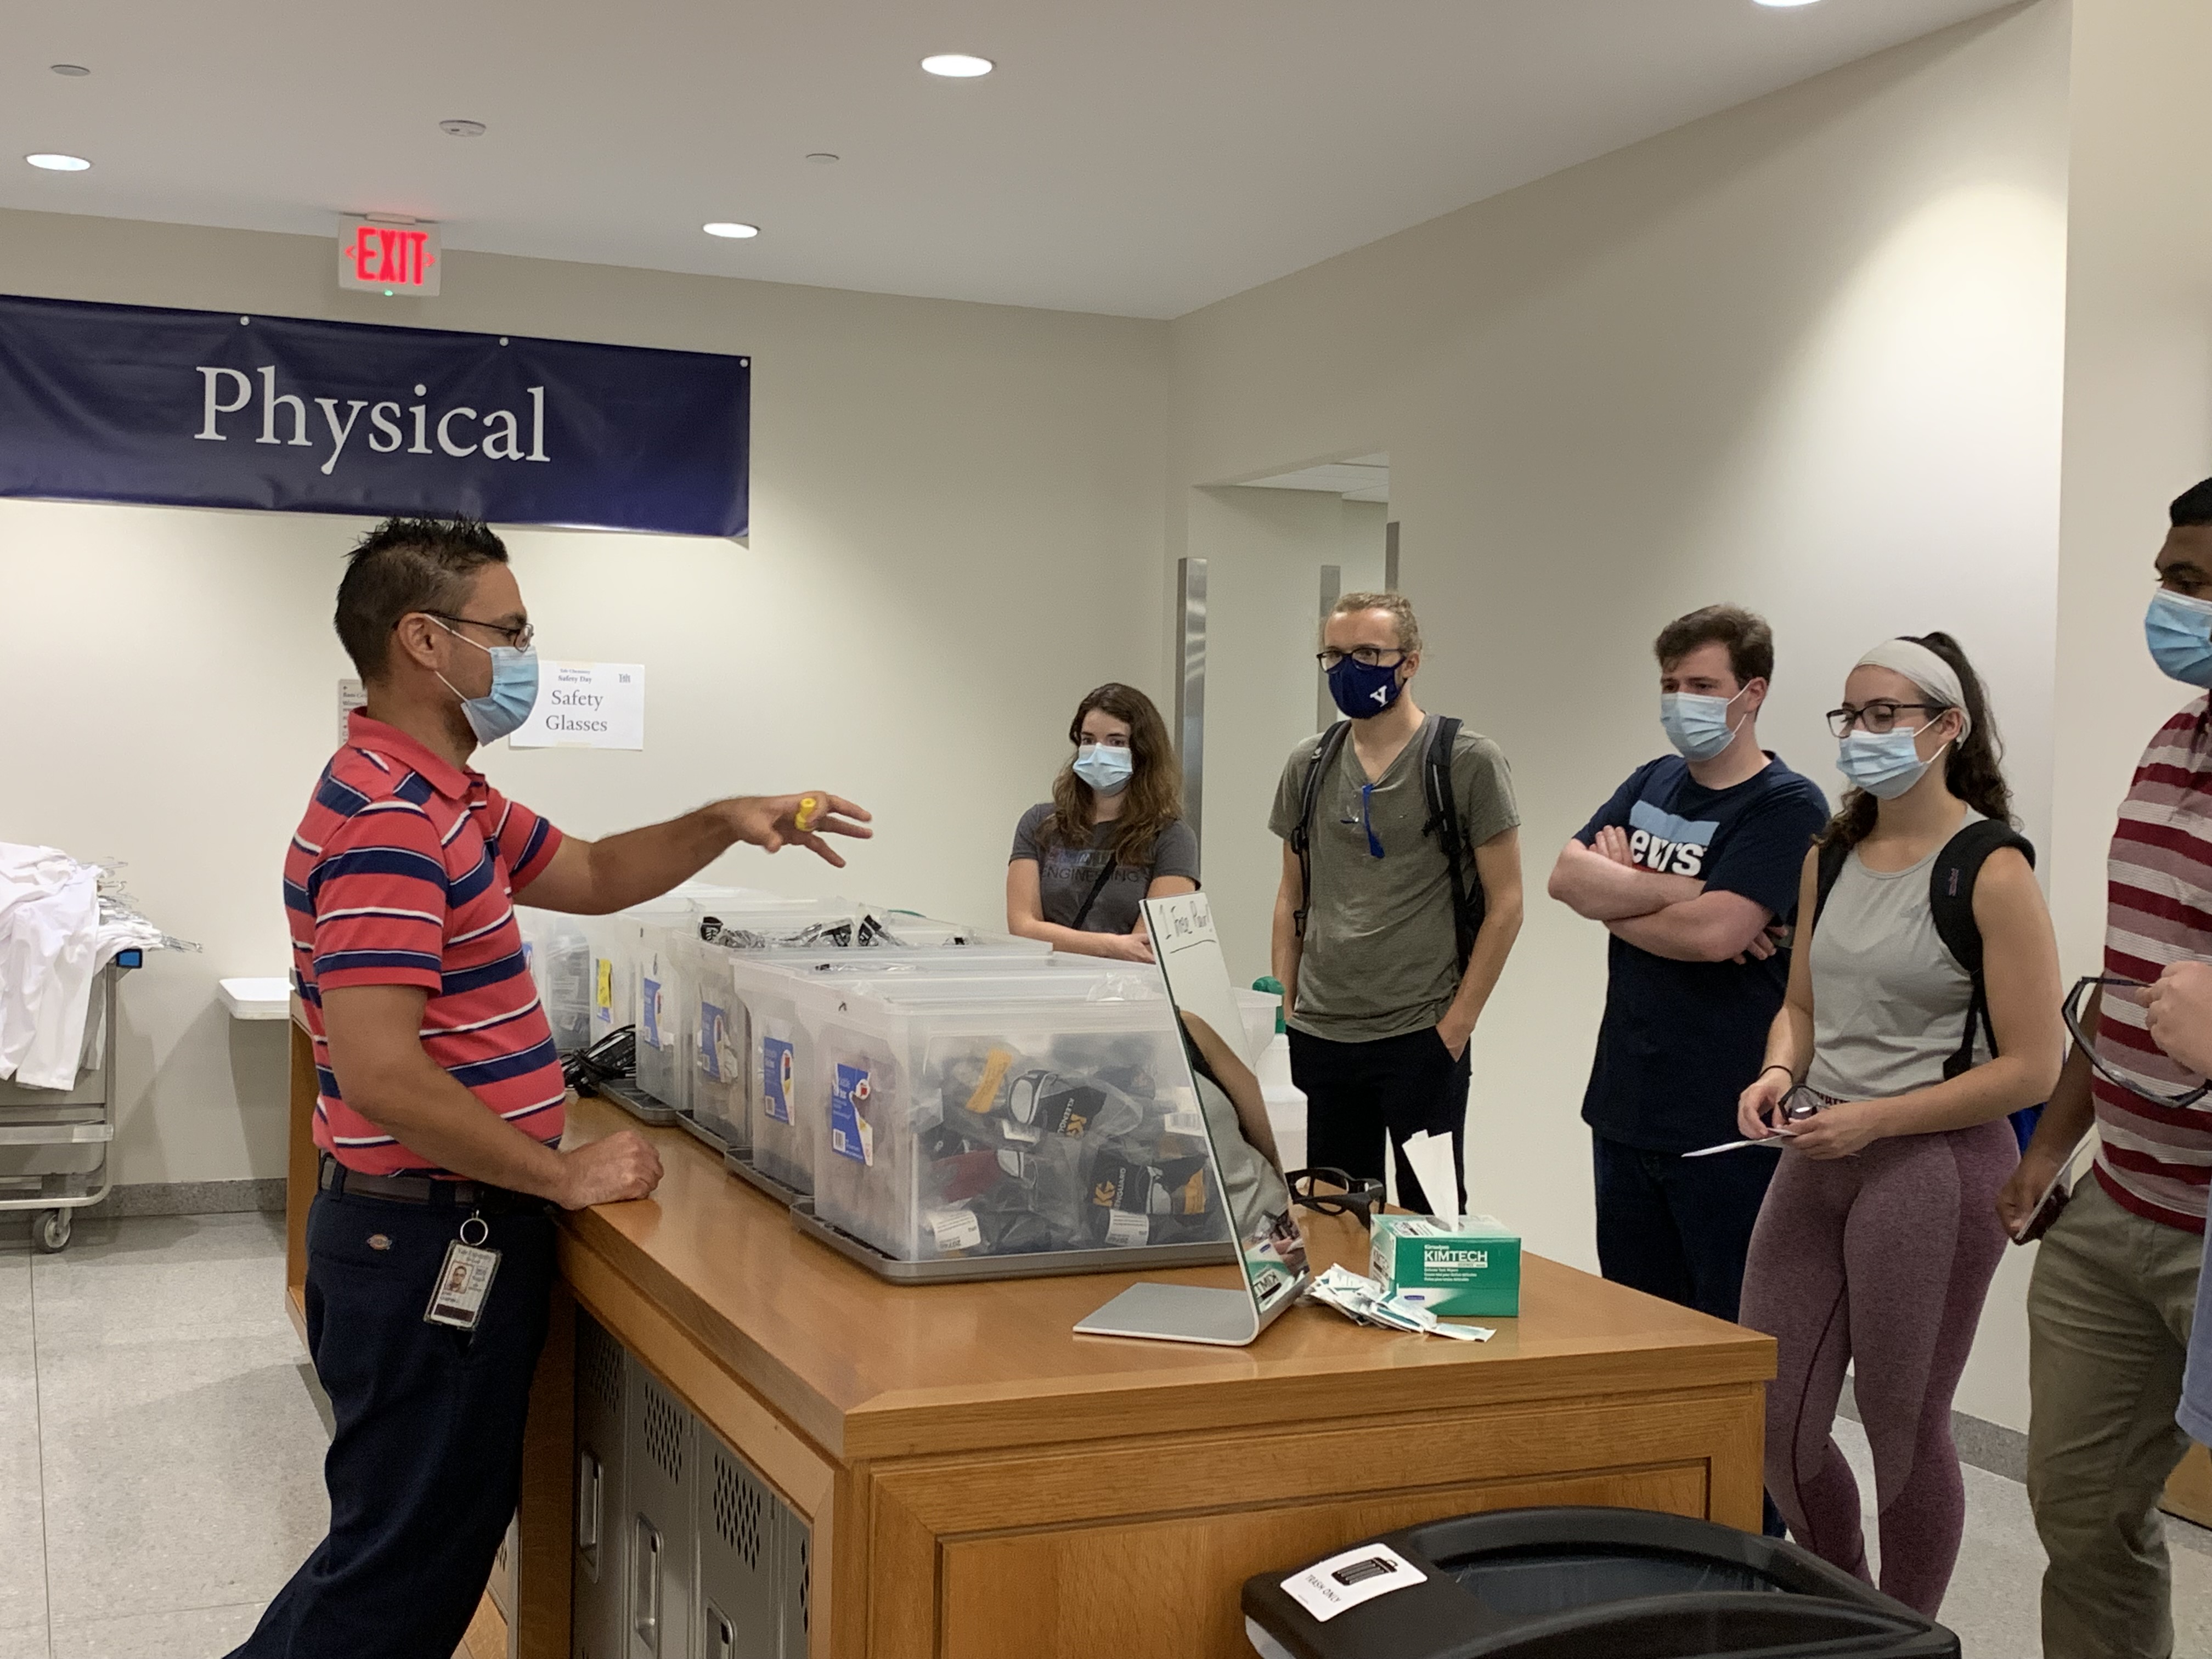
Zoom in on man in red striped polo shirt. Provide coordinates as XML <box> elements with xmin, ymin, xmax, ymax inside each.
<box><xmin>2004</xmin><ymin>478</ymin><xmax>2212</xmax><ymax>1659</ymax></box>
<box><xmin>234</xmin><ymin>518</ymin><xmax>870</xmax><ymax>1659</ymax></box>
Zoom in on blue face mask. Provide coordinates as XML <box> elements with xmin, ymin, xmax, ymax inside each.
<box><xmin>2147</xmin><ymin>590</ymin><xmax>2212</xmax><ymax>687</ymax></box>
<box><xmin>435</xmin><ymin>620</ymin><xmax>540</xmax><ymax>745</ymax></box>
<box><xmin>1073</xmin><ymin>743</ymin><xmax>1134</xmax><ymax>795</ymax></box>
<box><xmin>1836</xmin><ymin>723</ymin><xmax>1949</xmax><ymax>801</ymax></box>
<box><xmin>1658</xmin><ymin>688</ymin><xmax>1746</xmax><ymax>761</ymax></box>
<box><xmin>1328</xmin><ymin>655</ymin><xmax>1404</xmax><ymax>720</ymax></box>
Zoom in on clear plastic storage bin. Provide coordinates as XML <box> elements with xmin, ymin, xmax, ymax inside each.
<box><xmin>803</xmin><ymin>980</ymin><xmax>1233</xmax><ymax>1265</ymax></box>
<box><xmin>631</xmin><ymin>922</ymin><xmax>693</xmax><ymax>1114</ymax></box>
<box><xmin>518</xmin><ymin>909</ymin><xmax>593</xmax><ymax>1054</ymax></box>
<box><xmin>734</xmin><ymin>941</ymin><xmax>1055</xmax><ymax>1194</ymax></box>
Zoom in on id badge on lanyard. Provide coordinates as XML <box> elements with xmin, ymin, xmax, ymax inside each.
<box><xmin>425</xmin><ymin>1212</ymin><xmax>502</xmax><ymax>1331</ymax></box>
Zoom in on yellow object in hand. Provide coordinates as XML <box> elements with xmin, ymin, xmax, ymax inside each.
<box><xmin>795</xmin><ymin>795</ymin><xmax>822</xmax><ymax>833</ymax></box>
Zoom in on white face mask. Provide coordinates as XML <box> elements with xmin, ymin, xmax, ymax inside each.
<box><xmin>1073</xmin><ymin>743</ymin><xmax>1134</xmax><ymax>795</ymax></box>
<box><xmin>1836</xmin><ymin>720</ymin><xmax>1952</xmax><ymax>800</ymax></box>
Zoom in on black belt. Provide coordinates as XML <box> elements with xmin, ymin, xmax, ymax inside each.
<box><xmin>318</xmin><ymin>1154</ymin><xmax>550</xmax><ymax>1214</ymax></box>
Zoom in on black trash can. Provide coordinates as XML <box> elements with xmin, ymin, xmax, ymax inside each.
<box><xmin>1242</xmin><ymin>1506</ymin><xmax>1958</xmax><ymax>1658</ymax></box>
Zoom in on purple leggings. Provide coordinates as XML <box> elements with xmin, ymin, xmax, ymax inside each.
<box><xmin>1738</xmin><ymin>1118</ymin><xmax>2016</xmax><ymax>1617</ymax></box>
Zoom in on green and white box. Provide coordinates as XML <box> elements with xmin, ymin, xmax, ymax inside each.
<box><xmin>1369</xmin><ymin>1215</ymin><xmax>1521</xmax><ymax>1318</ymax></box>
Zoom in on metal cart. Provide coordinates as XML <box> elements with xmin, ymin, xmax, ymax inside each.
<box><xmin>0</xmin><ymin>951</ymin><xmax>139</xmax><ymax>1252</ymax></box>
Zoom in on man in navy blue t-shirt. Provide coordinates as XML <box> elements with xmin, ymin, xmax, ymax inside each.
<box><xmin>1547</xmin><ymin>605</ymin><xmax>1829</xmax><ymax>1329</ymax></box>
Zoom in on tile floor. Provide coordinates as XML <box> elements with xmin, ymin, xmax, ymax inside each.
<box><xmin>8</xmin><ymin>1212</ymin><xmax>2212</xmax><ymax>1657</ymax></box>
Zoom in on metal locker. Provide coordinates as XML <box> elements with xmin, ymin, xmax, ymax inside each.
<box><xmin>696</xmin><ymin>1434</ymin><xmax>781</xmax><ymax>1657</ymax></box>
<box><xmin>777</xmin><ymin>1509</ymin><xmax>810</xmax><ymax>1659</ymax></box>
<box><xmin>574</xmin><ymin>1313</ymin><xmax>631</xmax><ymax>1659</ymax></box>
<box><xmin>625</xmin><ymin>1355</ymin><xmax>699</xmax><ymax>1659</ymax></box>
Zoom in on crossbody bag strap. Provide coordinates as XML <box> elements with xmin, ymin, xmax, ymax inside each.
<box><xmin>1068</xmin><ymin>855</ymin><xmax>1120</xmax><ymax>932</ymax></box>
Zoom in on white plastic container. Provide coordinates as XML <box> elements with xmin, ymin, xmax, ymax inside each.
<box><xmin>803</xmin><ymin>979</ymin><xmax>1231</xmax><ymax>1264</ymax></box>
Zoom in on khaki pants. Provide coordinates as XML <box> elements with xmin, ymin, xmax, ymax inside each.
<box><xmin>2027</xmin><ymin>1176</ymin><xmax>2202</xmax><ymax>1659</ymax></box>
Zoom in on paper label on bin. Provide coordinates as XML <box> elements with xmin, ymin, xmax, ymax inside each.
<box><xmin>697</xmin><ymin>1000</ymin><xmax>730</xmax><ymax>1081</ymax></box>
<box><xmin>927</xmin><ymin>1209</ymin><xmax>983</xmax><ymax>1252</ymax></box>
<box><xmin>761</xmin><ymin>1037</ymin><xmax>794</xmax><ymax>1124</ymax></box>
<box><xmin>592</xmin><ymin>957</ymin><xmax>614</xmax><ymax>1026</ymax></box>
<box><xmin>1163</xmin><ymin>1105</ymin><xmax>1206</xmax><ymax>1137</ymax></box>
<box><xmin>1280</xmin><ymin>1543</ymin><xmax>1423</xmax><ymax>1624</ymax></box>
<box><xmin>640</xmin><ymin>977</ymin><xmax>667</xmax><ymax>1050</ymax></box>
<box><xmin>1104</xmin><ymin>1209</ymin><xmax>1150</xmax><ymax>1248</ymax></box>
<box><xmin>829</xmin><ymin>1064</ymin><xmax>873</xmax><ymax>1164</ymax></box>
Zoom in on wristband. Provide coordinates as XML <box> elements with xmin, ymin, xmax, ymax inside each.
<box><xmin>1758</xmin><ymin>1064</ymin><xmax>1795</xmax><ymax>1086</ymax></box>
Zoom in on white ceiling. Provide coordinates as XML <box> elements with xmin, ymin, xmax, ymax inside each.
<box><xmin>2</xmin><ymin>0</ymin><xmax>2011</xmax><ymax>319</ymax></box>
<box><xmin>1238</xmin><ymin>456</ymin><xmax>1390</xmax><ymax>503</ymax></box>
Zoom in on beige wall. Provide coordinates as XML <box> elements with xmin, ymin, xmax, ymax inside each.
<box><xmin>1186</xmin><ymin>488</ymin><xmax>1387</xmax><ymax>980</ymax></box>
<box><xmin>0</xmin><ymin>212</ymin><xmax>1171</xmax><ymax>1189</ymax></box>
<box><xmin>2050</xmin><ymin>0</ymin><xmax>2212</xmax><ymax>968</ymax></box>
<box><xmin>1168</xmin><ymin>2</ymin><xmax>2072</xmax><ymax>1428</ymax></box>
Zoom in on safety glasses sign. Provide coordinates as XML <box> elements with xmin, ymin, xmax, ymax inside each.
<box><xmin>0</xmin><ymin>292</ymin><xmax>749</xmax><ymax>537</ymax></box>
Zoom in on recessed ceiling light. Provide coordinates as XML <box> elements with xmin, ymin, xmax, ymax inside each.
<box><xmin>26</xmin><ymin>153</ymin><xmax>91</xmax><ymax>172</ymax></box>
<box><xmin>703</xmin><ymin>222</ymin><xmax>759</xmax><ymax>239</ymax></box>
<box><xmin>1752</xmin><ymin>0</ymin><xmax>1822</xmax><ymax>7</ymax></box>
<box><xmin>49</xmin><ymin>64</ymin><xmax>90</xmax><ymax>77</ymax></box>
<box><xmin>438</xmin><ymin>119</ymin><xmax>487</xmax><ymax>137</ymax></box>
<box><xmin>805</xmin><ymin>153</ymin><xmax>840</xmax><ymax>165</ymax></box>
<box><xmin>921</xmin><ymin>53</ymin><xmax>993</xmax><ymax>78</ymax></box>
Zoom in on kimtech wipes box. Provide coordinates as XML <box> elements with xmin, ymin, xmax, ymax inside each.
<box><xmin>1369</xmin><ymin>1215</ymin><xmax>1521</xmax><ymax>1318</ymax></box>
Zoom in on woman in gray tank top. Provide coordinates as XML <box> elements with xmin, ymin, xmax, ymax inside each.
<box><xmin>1734</xmin><ymin>634</ymin><xmax>2063</xmax><ymax>1618</ymax></box>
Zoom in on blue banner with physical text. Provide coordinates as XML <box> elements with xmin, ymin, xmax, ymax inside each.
<box><xmin>0</xmin><ymin>294</ymin><xmax>749</xmax><ymax>537</ymax></box>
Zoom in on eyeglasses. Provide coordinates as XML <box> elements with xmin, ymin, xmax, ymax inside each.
<box><xmin>2064</xmin><ymin>974</ymin><xmax>2211</xmax><ymax>1107</ymax></box>
<box><xmin>430</xmin><ymin>612</ymin><xmax>535</xmax><ymax>651</ymax></box>
<box><xmin>1316</xmin><ymin>646</ymin><xmax>1407</xmax><ymax>671</ymax></box>
<box><xmin>1288</xmin><ymin>1167</ymin><xmax>1385</xmax><ymax>1228</ymax></box>
<box><xmin>1825</xmin><ymin>701</ymin><xmax>1945</xmax><ymax>737</ymax></box>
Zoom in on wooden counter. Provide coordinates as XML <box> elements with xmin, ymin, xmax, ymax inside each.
<box><xmin>285</xmin><ymin>1019</ymin><xmax>1775</xmax><ymax>1658</ymax></box>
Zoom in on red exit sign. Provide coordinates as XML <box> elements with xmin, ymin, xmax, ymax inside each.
<box><xmin>338</xmin><ymin>217</ymin><xmax>442</xmax><ymax>296</ymax></box>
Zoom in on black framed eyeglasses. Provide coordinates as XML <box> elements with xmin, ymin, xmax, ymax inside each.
<box><xmin>1288</xmin><ymin>1167</ymin><xmax>1385</xmax><ymax>1228</ymax></box>
<box><xmin>2064</xmin><ymin>974</ymin><xmax>2212</xmax><ymax>1107</ymax></box>
<box><xmin>1316</xmin><ymin>646</ymin><xmax>1407</xmax><ymax>671</ymax></box>
<box><xmin>1825</xmin><ymin>701</ymin><xmax>1944</xmax><ymax>737</ymax></box>
<box><xmin>430</xmin><ymin>611</ymin><xmax>535</xmax><ymax>651</ymax></box>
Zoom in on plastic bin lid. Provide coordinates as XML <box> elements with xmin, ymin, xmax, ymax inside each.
<box><xmin>1242</xmin><ymin>1507</ymin><xmax>1957</xmax><ymax>1659</ymax></box>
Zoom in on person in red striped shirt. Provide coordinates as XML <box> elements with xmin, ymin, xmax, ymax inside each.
<box><xmin>235</xmin><ymin>517</ymin><xmax>870</xmax><ymax>1659</ymax></box>
<box><xmin>2004</xmin><ymin>477</ymin><xmax>2212</xmax><ymax>1659</ymax></box>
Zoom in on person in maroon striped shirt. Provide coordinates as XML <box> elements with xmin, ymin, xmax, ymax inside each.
<box><xmin>2006</xmin><ymin>478</ymin><xmax>2212</xmax><ymax>1659</ymax></box>
<box><xmin>235</xmin><ymin>517</ymin><xmax>870</xmax><ymax>1659</ymax></box>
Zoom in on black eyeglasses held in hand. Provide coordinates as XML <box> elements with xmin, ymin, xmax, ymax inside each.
<box><xmin>2064</xmin><ymin>974</ymin><xmax>2211</xmax><ymax>1108</ymax></box>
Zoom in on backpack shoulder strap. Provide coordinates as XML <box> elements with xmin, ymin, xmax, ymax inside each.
<box><xmin>1927</xmin><ymin>819</ymin><xmax>2036</xmax><ymax>1079</ymax></box>
<box><xmin>1810</xmin><ymin>839</ymin><xmax>1850</xmax><ymax>938</ymax></box>
<box><xmin>1421</xmin><ymin>717</ymin><xmax>1486</xmax><ymax>975</ymax></box>
<box><xmin>1290</xmin><ymin>721</ymin><xmax>1353</xmax><ymax>941</ymax></box>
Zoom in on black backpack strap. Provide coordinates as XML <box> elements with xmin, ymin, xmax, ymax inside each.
<box><xmin>1810</xmin><ymin>839</ymin><xmax>1850</xmax><ymax>938</ymax></box>
<box><xmin>1290</xmin><ymin>720</ymin><xmax>1354</xmax><ymax>941</ymax></box>
<box><xmin>1420</xmin><ymin>717</ymin><xmax>1486</xmax><ymax>976</ymax></box>
<box><xmin>1067</xmin><ymin>855</ymin><xmax>1119</xmax><ymax>932</ymax></box>
<box><xmin>1927</xmin><ymin>819</ymin><xmax>2036</xmax><ymax>1080</ymax></box>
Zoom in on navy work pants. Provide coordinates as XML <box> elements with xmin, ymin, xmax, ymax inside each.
<box><xmin>229</xmin><ymin>1187</ymin><xmax>556</xmax><ymax>1659</ymax></box>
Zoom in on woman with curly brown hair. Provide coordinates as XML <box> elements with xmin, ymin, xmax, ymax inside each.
<box><xmin>1734</xmin><ymin>633</ymin><xmax>2064</xmax><ymax>1617</ymax></box>
<box><xmin>1006</xmin><ymin>682</ymin><xmax>1198</xmax><ymax>962</ymax></box>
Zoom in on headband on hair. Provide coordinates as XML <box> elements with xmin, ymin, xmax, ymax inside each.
<box><xmin>1855</xmin><ymin>639</ymin><xmax>1971</xmax><ymax>740</ymax></box>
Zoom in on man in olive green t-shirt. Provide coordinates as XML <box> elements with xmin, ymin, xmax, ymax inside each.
<box><xmin>1267</xmin><ymin>592</ymin><xmax>1523</xmax><ymax>1213</ymax></box>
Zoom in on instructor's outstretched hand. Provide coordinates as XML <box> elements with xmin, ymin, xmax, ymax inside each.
<box><xmin>721</xmin><ymin>793</ymin><xmax>874</xmax><ymax>867</ymax></box>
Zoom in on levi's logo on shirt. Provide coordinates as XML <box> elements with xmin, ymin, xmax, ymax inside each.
<box><xmin>1628</xmin><ymin>800</ymin><xmax>1720</xmax><ymax>878</ymax></box>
